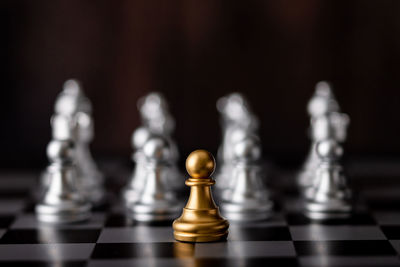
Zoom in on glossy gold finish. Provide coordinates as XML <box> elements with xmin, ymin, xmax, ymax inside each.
<box><xmin>185</xmin><ymin>150</ymin><xmax>216</xmax><ymax>178</ymax></box>
<box><xmin>173</xmin><ymin>150</ymin><xmax>229</xmax><ymax>242</ymax></box>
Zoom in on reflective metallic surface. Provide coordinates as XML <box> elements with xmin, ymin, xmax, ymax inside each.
<box><xmin>298</xmin><ymin>82</ymin><xmax>349</xmax><ymax>193</ymax></box>
<box><xmin>307</xmin><ymin>81</ymin><xmax>339</xmax><ymax>118</ymax></box>
<box><xmin>128</xmin><ymin>137</ymin><xmax>182</xmax><ymax>222</ymax></box>
<box><xmin>43</xmin><ymin>79</ymin><xmax>104</xmax><ymax>205</ymax></box>
<box><xmin>305</xmin><ymin>139</ymin><xmax>352</xmax><ymax>220</ymax></box>
<box><xmin>36</xmin><ymin>139</ymin><xmax>91</xmax><ymax>224</ymax></box>
<box><xmin>216</xmin><ymin>93</ymin><xmax>260</xmax><ymax>190</ymax></box>
<box><xmin>123</xmin><ymin>127</ymin><xmax>153</xmax><ymax>205</ymax></box>
<box><xmin>220</xmin><ymin>136</ymin><xmax>273</xmax><ymax>221</ymax></box>
<box><xmin>173</xmin><ymin>150</ymin><xmax>229</xmax><ymax>242</ymax></box>
<box><xmin>138</xmin><ymin>92</ymin><xmax>183</xmax><ymax>190</ymax></box>
<box><xmin>123</xmin><ymin>92</ymin><xmax>185</xmax><ymax>209</ymax></box>
<box><xmin>185</xmin><ymin>150</ymin><xmax>215</xmax><ymax>178</ymax></box>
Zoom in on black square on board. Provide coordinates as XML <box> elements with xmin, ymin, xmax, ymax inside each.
<box><xmin>381</xmin><ymin>226</ymin><xmax>400</xmax><ymax>239</ymax></box>
<box><xmin>294</xmin><ymin>240</ymin><xmax>396</xmax><ymax>256</ymax></box>
<box><xmin>91</xmin><ymin>243</ymin><xmax>175</xmax><ymax>259</ymax></box>
<box><xmin>229</xmin><ymin>226</ymin><xmax>292</xmax><ymax>241</ymax></box>
<box><xmin>0</xmin><ymin>215</ymin><xmax>15</xmax><ymax>228</ymax></box>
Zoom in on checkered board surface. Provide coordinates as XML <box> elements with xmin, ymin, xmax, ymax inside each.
<box><xmin>0</xmin><ymin>164</ymin><xmax>400</xmax><ymax>267</ymax></box>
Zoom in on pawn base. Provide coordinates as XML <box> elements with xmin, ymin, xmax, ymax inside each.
<box><xmin>305</xmin><ymin>200</ymin><xmax>352</xmax><ymax>220</ymax></box>
<box><xmin>173</xmin><ymin>208</ymin><xmax>229</xmax><ymax>243</ymax></box>
<box><xmin>35</xmin><ymin>203</ymin><xmax>91</xmax><ymax>224</ymax></box>
<box><xmin>174</xmin><ymin>230</ymin><xmax>228</xmax><ymax>243</ymax></box>
<box><xmin>129</xmin><ymin>201</ymin><xmax>182</xmax><ymax>222</ymax></box>
<box><xmin>306</xmin><ymin>210</ymin><xmax>352</xmax><ymax>220</ymax></box>
<box><xmin>221</xmin><ymin>199</ymin><xmax>273</xmax><ymax>222</ymax></box>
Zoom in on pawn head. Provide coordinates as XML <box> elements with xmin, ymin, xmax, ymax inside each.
<box><xmin>132</xmin><ymin>127</ymin><xmax>152</xmax><ymax>149</ymax></box>
<box><xmin>316</xmin><ymin>139</ymin><xmax>343</xmax><ymax>160</ymax></box>
<box><xmin>142</xmin><ymin>136</ymin><xmax>170</xmax><ymax>163</ymax></box>
<box><xmin>315</xmin><ymin>81</ymin><xmax>334</xmax><ymax>98</ymax></box>
<box><xmin>63</xmin><ymin>79</ymin><xmax>83</xmax><ymax>96</ymax></box>
<box><xmin>186</xmin><ymin>150</ymin><xmax>216</xmax><ymax>178</ymax></box>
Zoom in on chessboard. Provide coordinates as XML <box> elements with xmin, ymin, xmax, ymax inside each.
<box><xmin>0</xmin><ymin>160</ymin><xmax>400</xmax><ymax>267</ymax></box>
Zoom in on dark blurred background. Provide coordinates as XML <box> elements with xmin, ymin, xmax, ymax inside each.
<box><xmin>1</xmin><ymin>0</ymin><xmax>400</xmax><ymax>170</ymax></box>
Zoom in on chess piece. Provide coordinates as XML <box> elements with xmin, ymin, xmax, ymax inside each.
<box><xmin>138</xmin><ymin>92</ymin><xmax>183</xmax><ymax>190</ymax></box>
<box><xmin>216</xmin><ymin>93</ymin><xmax>259</xmax><ymax>130</ymax></box>
<box><xmin>129</xmin><ymin>136</ymin><xmax>182</xmax><ymax>222</ymax></box>
<box><xmin>138</xmin><ymin>92</ymin><xmax>175</xmax><ymax>135</ymax></box>
<box><xmin>305</xmin><ymin>139</ymin><xmax>352</xmax><ymax>220</ymax></box>
<box><xmin>53</xmin><ymin>79</ymin><xmax>104</xmax><ymax>204</ymax></box>
<box><xmin>307</xmin><ymin>81</ymin><xmax>339</xmax><ymax>118</ymax></box>
<box><xmin>216</xmin><ymin>93</ymin><xmax>259</xmax><ymax>190</ymax></box>
<box><xmin>298</xmin><ymin>81</ymin><xmax>348</xmax><ymax>191</ymax></box>
<box><xmin>298</xmin><ymin>112</ymin><xmax>350</xmax><ymax>192</ymax></box>
<box><xmin>123</xmin><ymin>127</ymin><xmax>152</xmax><ymax>205</ymax></box>
<box><xmin>36</xmin><ymin>124</ymin><xmax>91</xmax><ymax>223</ymax></box>
<box><xmin>173</xmin><ymin>150</ymin><xmax>229</xmax><ymax>242</ymax></box>
<box><xmin>216</xmin><ymin>126</ymin><xmax>250</xmax><ymax>189</ymax></box>
<box><xmin>220</xmin><ymin>136</ymin><xmax>272</xmax><ymax>221</ymax></box>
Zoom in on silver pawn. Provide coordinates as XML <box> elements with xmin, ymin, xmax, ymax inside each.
<box><xmin>123</xmin><ymin>127</ymin><xmax>152</xmax><ymax>205</ymax></box>
<box><xmin>305</xmin><ymin>139</ymin><xmax>352</xmax><ymax>220</ymax></box>
<box><xmin>298</xmin><ymin>81</ymin><xmax>344</xmax><ymax>190</ymax></box>
<box><xmin>36</xmin><ymin>135</ymin><xmax>91</xmax><ymax>224</ymax></box>
<box><xmin>54</xmin><ymin>79</ymin><xmax>104</xmax><ymax>204</ymax></box>
<box><xmin>216</xmin><ymin>126</ymin><xmax>252</xmax><ymax>189</ymax></box>
<box><xmin>216</xmin><ymin>93</ymin><xmax>259</xmax><ymax>190</ymax></box>
<box><xmin>220</xmin><ymin>136</ymin><xmax>272</xmax><ymax>222</ymax></box>
<box><xmin>129</xmin><ymin>137</ymin><xmax>182</xmax><ymax>222</ymax></box>
<box><xmin>299</xmin><ymin>112</ymin><xmax>350</xmax><ymax>192</ymax></box>
<box><xmin>138</xmin><ymin>92</ymin><xmax>183</xmax><ymax>189</ymax></box>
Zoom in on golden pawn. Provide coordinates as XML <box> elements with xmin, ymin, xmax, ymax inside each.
<box><xmin>173</xmin><ymin>150</ymin><xmax>229</xmax><ymax>242</ymax></box>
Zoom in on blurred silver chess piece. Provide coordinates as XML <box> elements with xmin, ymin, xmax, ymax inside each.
<box><xmin>220</xmin><ymin>136</ymin><xmax>273</xmax><ymax>221</ymax></box>
<box><xmin>216</xmin><ymin>93</ymin><xmax>260</xmax><ymax>190</ymax></box>
<box><xmin>298</xmin><ymin>81</ymin><xmax>349</xmax><ymax>193</ymax></box>
<box><xmin>305</xmin><ymin>139</ymin><xmax>352</xmax><ymax>220</ymax></box>
<box><xmin>307</xmin><ymin>81</ymin><xmax>340</xmax><ymax>118</ymax></box>
<box><xmin>138</xmin><ymin>92</ymin><xmax>176</xmax><ymax>136</ymax></box>
<box><xmin>42</xmin><ymin>79</ymin><xmax>104</xmax><ymax>204</ymax></box>
<box><xmin>36</xmin><ymin>115</ymin><xmax>91</xmax><ymax>224</ymax></box>
<box><xmin>122</xmin><ymin>126</ymin><xmax>152</xmax><ymax>205</ymax></box>
<box><xmin>137</xmin><ymin>92</ymin><xmax>183</xmax><ymax>190</ymax></box>
<box><xmin>128</xmin><ymin>136</ymin><xmax>182</xmax><ymax>222</ymax></box>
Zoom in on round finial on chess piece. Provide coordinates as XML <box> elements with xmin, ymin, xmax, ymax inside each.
<box><xmin>186</xmin><ymin>150</ymin><xmax>216</xmax><ymax>178</ymax></box>
<box><xmin>308</xmin><ymin>81</ymin><xmax>339</xmax><ymax>117</ymax></box>
<box><xmin>233</xmin><ymin>136</ymin><xmax>261</xmax><ymax>162</ymax></box>
<box><xmin>316</xmin><ymin>139</ymin><xmax>343</xmax><ymax>160</ymax></box>
<box><xmin>47</xmin><ymin>139</ymin><xmax>75</xmax><ymax>163</ymax></box>
<box><xmin>63</xmin><ymin>79</ymin><xmax>83</xmax><ymax>95</ymax></box>
<box><xmin>132</xmin><ymin>127</ymin><xmax>152</xmax><ymax>149</ymax></box>
<box><xmin>142</xmin><ymin>137</ymin><xmax>170</xmax><ymax>162</ymax></box>
<box><xmin>315</xmin><ymin>81</ymin><xmax>333</xmax><ymax>98</ymax></box>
